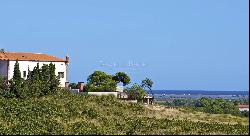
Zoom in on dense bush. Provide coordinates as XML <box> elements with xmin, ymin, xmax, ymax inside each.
<box><xmin>0</xmin><ymin>61</ymin><xmax>60</xmax><ymax>99</ymax></box>
<box><xmin>124</xmin><ymin>83</ymin><xmax>147</xmax><ymax>101</ymax></box>
<box><xmin>0</xmin><ymin>90</ymin><xmax>248</xmax><ymax>135</ymax></box>
<box><xmin>162</xmin><ymin>97</ymin><xmax>249</xmax><ymax>117</ymax></box>
<box><xmin>195</xmin><ymin>97</ymin><xmax>239</xmax><ymax>115</ymax></box>
<box><xmin>0</xmin><ymin>76</ymin><xmax>8</xmax><ymax>93</ymax></box>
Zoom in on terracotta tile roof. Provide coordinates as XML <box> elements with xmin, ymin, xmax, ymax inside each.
<box><xmin>0</xmin><ymin>52</ymin><xmax>66</xmax><ymax>62</ymax></box>
<box><xmin>238</xmin><ymin>105</ymin><xmax>249</xmax><ymax>108</ymax></box>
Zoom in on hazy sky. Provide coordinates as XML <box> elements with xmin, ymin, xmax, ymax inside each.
<box><xmin>0</xmin><ymin>0</ymin><xmax>249</xmax><ymax>91</ymax></box>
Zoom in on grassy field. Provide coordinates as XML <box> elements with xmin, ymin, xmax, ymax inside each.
<box><xmin>145</xmin><ymin>105</ymin><xmax>249</xmax><ymax>126</ymax></box>
<box><xmin>0</xmin><ymin>90</ymin><xmax>249</xmax><ymax>135</ymax></box>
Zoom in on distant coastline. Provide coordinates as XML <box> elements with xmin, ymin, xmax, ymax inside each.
<box><xmin>147</xmin><ymin>90</ymin><xmax>249</xmax><ymax>95</ymax></box>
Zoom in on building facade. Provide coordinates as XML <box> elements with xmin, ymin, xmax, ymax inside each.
<box><xmin>0</xmin><ymin>52</ymin><xmax>69</xmax><ymax>87</ymax></box>
<box><xmin>238</xmin><ymin>105</ymin><xmax>249</xmax><ymax>112</ymax></box>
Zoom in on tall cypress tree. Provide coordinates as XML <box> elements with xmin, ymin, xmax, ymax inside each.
<box><xmin>10</xmin><ymin>60</ymin><xmax>23</xmax><ymax>98</ymax></box>
<box><xmin>13</xmin><ymin>60</ymin><xmax>22</xmax><ymax>81</ymax></box>
<box><xmin>49</xmin><ymin>63</ymin><xmax>60</xmax><ymax>94</ymax></box>
<box><xmin>27</xmin><ymin>63</ymin><xmax>42</xmax><ymax>97</ymax></box>
<box><xmin>41</xmin><ymin>64</ymin><xmax>50</xmax><ymax>95</ymax></box>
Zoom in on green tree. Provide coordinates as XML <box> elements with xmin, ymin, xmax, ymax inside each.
<box><xmin>195</xmin><ymin>97</ymin><xmax>240</xmax><ymax>116</ymax></box>
<box><xmin>25</xmin><ymin>63</ymin><xmax>60</xmax><ymax>97</ymax></box>
<box><xmin>27</xmin><ymin>63</ymin><xmax>42</xmax><ymax>97</ymax></box>
<box><xmin>48</xmin><ymin>63</ymin><xmax>60</xmax><ymax>94</ymax></box>
<box><xmin>0</xmin><ymin>76</ymin><xmax>3</xmax><ymax>92</ymax></box>
<box><xmin>0</xmin><ymin>76</ymin><xmax>7</xmax><ymax>95</ymax></box>
<box><xmin>124</xmin><ymin>83</ymin><xmax>147</xmax><ymax>102</ymax></box>
<box><xmin>1</xmin><ymin>62</ymin><xmax>61</xmax><ymax>99</ymax></box>
<box><xmin>85</xmin><ymin>71</ymin><xmax>117</xmax><ymax>92</ymax></box>
<box><xmin>0</xmin><ymin>76</ymin><xmax>6</xmax><ymax>91</ymax></box>
<box><xmin>141</xmin><ymin>78</ymin><xmax>153</xmax><ymax>90</ymax></box>
<box><xmin>113</xmin><ymin>72</ymin><xmax>131</xmax><ymax>86</ymax></box>
<box><xmin>9</xmin><ymin>60</ymin><xmax>23</xmax><ymax>98</ymax></box>
<box><xmin>41</xmin><ymin>64</ymin><xmax>50</xmax><ymax>95</ymax></box>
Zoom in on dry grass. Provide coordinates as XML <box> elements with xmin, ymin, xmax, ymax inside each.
<box><xmin>144</xmin><ymin>104</ymin><xmax>249</xmax><ymax>125</ymax></box>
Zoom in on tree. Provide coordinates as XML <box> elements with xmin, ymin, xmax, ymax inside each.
<box><xmin>25</xmin><ymin>63</ymin><xmax>60</xmax><ymax>97</ymax></box>
<box><xmin>0</xmin><ymin>76</ymin><xmax>7</xmax><ymax>95</ymax></box>
<box><xmin>26</xmin><ymin>63</ymin><xmax>42</xmax><ymax>97</ymax></box>
<box><xmin>85</xmin><ymin>71</ymin><xmax>117</xmax><ymax>92</ymax></box>
<box><xmin>124</xmin><ymin>83</ymin><xmax>147</xmax><ymax>101</ymax></box>
<box><xmin>1</xmin><ymin>62</ymin><xmax>60</xmax><ymax>99</ymax></box>
<box><xmin>0</xmin><ymin>76</ymin><xmax>3</xmax><ymax>92</ymax></box>
<box><xmin>41</xmin><ymin>64</ymin><xmax>50</xmax><ymax>95</ymax></box>
<box><xmin>141</xmin><ymin>78</ymin><xmax>153</xmax><ymax>90</ymax></box>
<box><xmin>0</xmin><ymin>76</ymin><xmax>7</xmax><ymax>91</ymax></box>
<box><xmin>195</xmin><ymin>97</ymin><xmax>240</xmax><ymax>116</ymax></box>
<box><xmin>48</xmin><ymin>63</ymin><xmax>60</xmax><ymax>94</ymax></box>
<box><xmin>9</xmin><ymin>60</ymin><xmax>23</xmax><ymax>98</ymax></box>
<box><xmin>113</xmin><ymin>72</ymin><xmax>131</xmax><ymax>86</ymax></box>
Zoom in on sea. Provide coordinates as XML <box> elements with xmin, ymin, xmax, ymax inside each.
<box><xmin>146</xmin><ymin>90</ymin><xmax>249</xmax><ymax>100</ymax></box>
<box><xmin>148</xmin><ymin>90</ymin><xmax>249</xmax><ymax>95</ymax></box>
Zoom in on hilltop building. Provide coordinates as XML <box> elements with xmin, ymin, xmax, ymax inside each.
<box><xmin>0</xmin><ymin>52</ymin><xmax>69</xmax><ymax>87</ymax></box>
<box><xmin>238</xmin><ymin>105</ymin><xmax>249</xmax><ymax>112</ymax></box>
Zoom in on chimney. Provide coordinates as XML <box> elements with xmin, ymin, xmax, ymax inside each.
<box><xmin>65</xmin><ymin>82</ymin><xmax>69</xmax><ymax>88</ymax></box>
<box><xmin>66</xmin><ymin>55</ymin><xmax>69</xmax><ymax>64</ymax></box>
<box><xmin>78</xmin><ymin>82</ymin><xmax>84</xmax><ymax>92</ymax></box>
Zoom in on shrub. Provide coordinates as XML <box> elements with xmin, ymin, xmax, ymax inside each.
<box><xmin>0</xmin><ymin>61</ymin><xmax>60</xmax><ymax>99</ymax></box>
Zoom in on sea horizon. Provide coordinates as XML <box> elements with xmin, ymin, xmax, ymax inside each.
<box><xmin>147</xmin><ymin>90</ymin><xmax>249</xmax><ymax>95</ymax></box>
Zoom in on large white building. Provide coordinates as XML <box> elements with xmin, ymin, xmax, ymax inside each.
<box><xmin>0</xmin><ymin>52</ymin><xmax>69</xmax><ymax>87</ymax></box>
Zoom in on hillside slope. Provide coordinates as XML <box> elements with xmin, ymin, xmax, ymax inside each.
<box><xmin>0</xmin><ymin>90</ymin><xmax>249</xmax><ymax>135</ymax></box>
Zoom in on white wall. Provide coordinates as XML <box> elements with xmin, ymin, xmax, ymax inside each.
<box><xmin>8</xmin><ymin>61</ymin><xmax>67</xmax><ymax>87</ymax></box>
<box><xmin>0</xmin><ymin>61</ymin><xmax>8</xmax><ymax>78</ymax></box>
<box><xmin>239</xmin><ymin>108</ymin><xmax>249</xmax><ymax>112</ymax></box>
<box><xmin>84</xmin><ymin>92</ymin><xmax>119</xmax><ymax>98</ymax></box>
<box><xmin>116</xmin><ymin>86</ymin><xmax>124</xmax><ymax>92</ymax></box>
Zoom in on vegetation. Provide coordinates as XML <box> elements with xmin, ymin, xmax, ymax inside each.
<box><xmin>9</xmin><ymin>60</ymin><xmax>23</xmax><ymax>98</ymax></box>
<box><xmin>113</xmin><ymin>72</ymin><xmax>131</xmax><ymax>86</ymax></box>
<box><xmin>124</xmin><ymin>84</ymin><xmax>147</xmax><ymax>101</ymax></box>
<box><xmin>85</xmin><ymin>71</ymin><xmax>117</xmax><ymax>92</ymax></box>
<box><xmin>0</xmin><ymin>90</ymin><xmax>248</xmax><ymax>135</ymax></box>
<box><xmin>0</xmin><ymin>76</ymin><xmax>8</xmax><ymax>92</ymax></box>
<box><xmin>195</xmin><ymin>97</ymin><xmax>239</xmax><ymax>115</ymax></box>
<box><xmin>84</xmin><ymin>71</ymin><xmax>152</xmax><ymax>102</ymax></box>
<box><xmin>141</xmin><ymin>78</ymin><xmax>153</xmax><ymax>91</ymax></box>
<box><xmin>0</xmin><ymin>62</ymin><xmax>248</xmax><ymax>135</ymax></box>
<box><xmin>161</xmin><ymin>97</ymin><xmax>249</xmax><ymax>117</ymax></box>
<box><xmin>233</xmin><ymin>98</ymin><xmax>249</xmax><ymax>105</ymax></box>
<box><xmin>85</xmin><ymin>71</ymin><xmax>132</xmax><ymax>92</ymax></box>
<box><xmin>68</xmin><ymin>83</ymin><xmax>78</xmax><ymax>89</ymax></box>
<box><xmin>0</xmin><ymin>61</ymin><xmax>60</xmax><ymax>99</ymax></box>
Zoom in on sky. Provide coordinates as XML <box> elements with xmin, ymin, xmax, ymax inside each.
<box><xmin>0</xmin><ymin>0</ymin><xmax>249</xmax><ymax>91</ymax></box>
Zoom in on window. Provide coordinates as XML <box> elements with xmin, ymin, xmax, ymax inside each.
<box><xmin>23</xmin><ymin>71</ymin><xmax>27</xmax><ymax>78</ymax></box>
<box><xmin>58</xmin><ymin>72</ymin><xmax>64</xmax><ymax>78</ymax></box>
